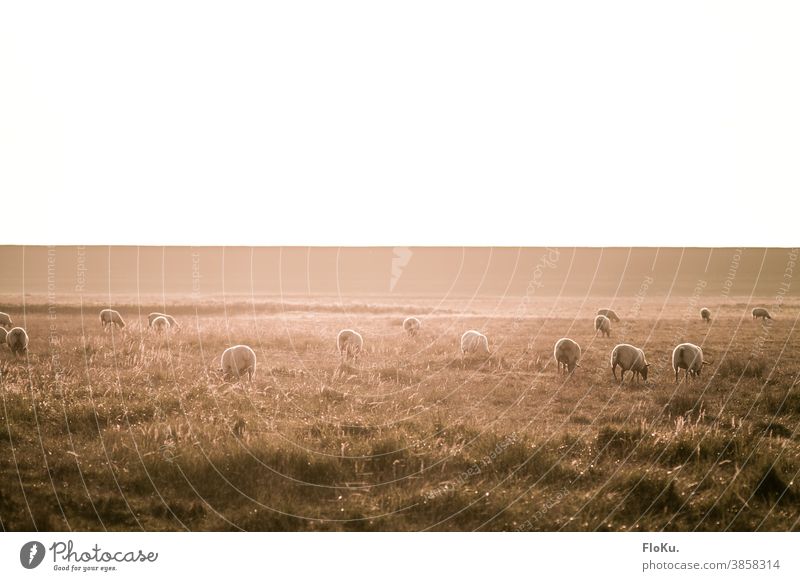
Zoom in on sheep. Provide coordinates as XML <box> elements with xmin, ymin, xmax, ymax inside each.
<box><xmin>460</xmin><ymin>330</ymin><xmax>490</xmax><ymax>357</ymax></box>
<box><xmin>672</xmin><ymin>342</ymin><xmax>709</xmax><ymax>382</ymax></box>
<box><xmin>700</xmin><ymin>307</ymin><xmax>711</xmax><ymax>323</ymax></box>
<box><xmin>752</xmin><ymin>307</ymin><xmax>772</xmax><ymax>321</ymax></box>
<box><xmin>0</xmin><ymin>312</ymin><xmax>13</xmax><ymax>328</ymax></box>
<box><xmin>403</xmin><ymin>316</ymin><xmax>421</xmax><ymax>336</ymax></box>
<box><xmin>147</xmin><ymin>313</ymin><xmax>180</xmax><ymax>329</ymax></box>
<box><xmin>594</xmin><ymin>315</ymin><xmax>611</xmax><ymax>337</ymax></box>
<box><xmin>148</xmin><ymin>312</ymin><xmax>179</xmax><ymax>329</ymax></box>
<box><xmin>99</xmin><ymin>309</ymin><xmax>126</xmax><ymax>330</ymax></box>
<box><xmin>596</xmin><ymin>308</ymin><xmax>620</xmax><ymax>322</ymax></box>
<box><xmin>611</xmin><ymin>343</ymin><xmax>649</xmax><ymax>384</ymax></box>
<box><xmin>0</xmin><ymin>327</ymin><xmax>7</xmax><ymax>346</ymax></box>
<box><xmin>337</xmin><ymin>329</ymin><xmax>364</xmax><ymax>361</ymax></box>
<box><xmin>553</xmin><ymin>338</ymin><xmax>581</xmax><ymax>374</ymax></box>
<box><xmin>220</xmin><ymin>345</ymin><xmax>257</xmax><ymax>381</ymax></box>
<box><xmin>7</xmin><ymin>327</ymin><xmax>28</xmax><ymax>357</ymax></box>
<box><xmin>151</xmin><ymin>316</ymin><xmax>170</xmax><ymax>333</ymax></box>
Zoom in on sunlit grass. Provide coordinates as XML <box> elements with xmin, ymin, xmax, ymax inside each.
<box><xmin>1</xmin><ymin>297</ymin><xmax>798</xmax><ymax>531</ymax></box>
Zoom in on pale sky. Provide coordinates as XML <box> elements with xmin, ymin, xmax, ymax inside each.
<box><xmin>1</xmin><ymin>2</ymin><xmax>799</xmax><ymax>246</ymax></box>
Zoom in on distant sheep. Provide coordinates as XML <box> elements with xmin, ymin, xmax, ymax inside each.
<box><xmin>148</xmin><ymin>312</ymin><xmax>179</xmax><ymax>329</ymax></box>
<box><xmin>220</xmin><ymin>345</ymin><xmax>257</xmax><ymax>381</ymax></box>
<box><xmin>597</xmin><ymin>308</ymin><xmax>620</xmax><ymax>322</ymax></box>
<box><xmin>752</xmin><ymin>307</ymin><xmax>772</xmax><ymax>321</ymax></box>
<box><xmin>553</xmin><ymin>338</ymin><xmax>581</xmax><ymax>374</ymax></box>
<box><xmin>461</xmin><ymin>330</ymin><xmax>489</xmax><ymax>357</ymax></box>
<box><xmin>151</xmin><ymin>316</ymin><xmax>170</xmax><ymax>333</ymax></box>
<box><xmin>7</xmin><ymin>327</ymin><xmax>28</xmax><ymax>356</ymax></box>
<box><xmin>594</xmin><ymin>315</ymin><xmax>611</xmax><ymax>338</ymax></box>
<box><xmin>99</xmin><ymin>309</ymin><xmax>126</xmax><ymax>330</ymax></box>
<box><xmin>403</xmin><ymin>317</ymin><xmax>421</xmax><ymax>336</ymax></box>
<box><xmin>337</xmin><ymin>329</ymin><xmax>364</xmax><ymax>360</ymax></box>
<box><xmin>700</xmin><ymin>308</ymin><xmax>711</xmax><ymax>323</ymax></box>
<box><xmin>0</xmin><ymin>327</ymin><xmax>7</xmax><ymax>346</ymax></box>
<box><xmin>0</xmin><ymin>312</ymin><xmax>13</xmax><ymax>328</ymax></box>
<box><xmin>672</xmin><ymin>342</ymin><xmax>708</xmax><ymax>382</ymax></box>
<box><xmin>611</xmin><ymin>343</ymin><xmax>649</xmax><ymax>384</ymax></box>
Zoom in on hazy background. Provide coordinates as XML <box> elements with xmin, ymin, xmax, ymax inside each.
<box><xmin>0</xmin><ymin>246</ymin><xmax>794</xmax><ymax>298</ymax></box>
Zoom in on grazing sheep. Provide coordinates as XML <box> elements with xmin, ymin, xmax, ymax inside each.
<box><xmin>99</xmin><ymin>309</ymin><xmax>126</xmax><ymax>330</ymax></box>
<box><xmin>672</xmin><ymin>342</ymin><xmax>708</xmax><ymax>382</ymax></box>
<box><xmin>403</xmin><ymin>316</ymin><xmax>421</xmax><ymax>336</ymax></box>
<box><xmin>611</xmin><ymin>343</ymin><xmax>649</xmax><ymax>384</ymax></box>
<box><xmin>597</xmin><ymin>308</ymin><xmax>620</xmax><ymax>322</ymax></box>
<box><xmin>151</xmin><ymin>316</ymin><xmax>170</xmax><ymax>333</ymax></box>
<box><xmin>752</xmin><ymin>307</ymin><xmax>772</xmax><ymax>321</ymax></box>
<box><xmin>0</xmin><ymin>312</ymin><xmax>13</xmax><ymax>328</ymax></box>
<box><xmin>460</xmin><ymin>330</ymin><xmax>490</xmax><ymax>357</ymax></box>
<box><xmin>700</xmin><ymin>308</ymin><xmax>711</xmax><ymax>323</ymax></box>
<box><xmin>220</xmin><ymin>345</ymin><xmax>257</xmax><ymax>381</ymax></box>
<box><xmin>0</xmin><ymin>327</ymin><xmax>7</xmax><ymax>346</ymax></box>
<box><xmin>148</xmin><ymin>312</ymin><xmax>179</xmax><ymax>329</ymax></box>
<box><xmin>337</xmin><ymin>329</ymin><xmax>364</xmax><ymax>360</ymax></box>
<box><xmin>553</xmin><ymin>338</ymin><xmax>581</xmax><ymax>374</ymax></box>
<box><xmin>7</xmin><ymin>327</ymin><xmax>28</xmax><ymax>356</ymax></box>
<box><xmin>594</xmin><ymin>315</ymin><xmax>611</xmax><ymax>338</ymax></box>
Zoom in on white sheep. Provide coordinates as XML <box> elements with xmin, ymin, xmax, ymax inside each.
<box><xmin>752</xmin><ymin>307</ymin><xmax>772</xmax><ymax>321</ymax></box>
<box><xmin>403</xmin><ymin>316</ymin><xmax>421</xmax><ymax>336</ymax></box>
<box><xmin>337</xmin><ymin>329</ymin><xmax>364</xmax><ymax>360</ymax></box>
<box><xmin>99</xmin><ymin>309</ymin><xmax>126</xmax><ymax>330</ymax></box>
<box><xmin>0</xmin><ymin>312</ymin><xmax>13</xmax><ymax>328</ymax></box>
<box><xmin>611</xmin><ymin>343</ymin><xmax>649</xmax><ymax>384</ymax></box>
<box><xmin>151</xmin><ymin>316</ymin><xmax>170</xmax><ymax>333</ymax></box>
<box><xmin>594</xmin><ymin>315</ymin><xmax>611</xmax><ymax>338</ymax></box>
<box><xmin>7</xmin><ymin>327</ymin><xmax>29</xmax><ymax>357</ymax></box>
<box><xmin>220</xmin><ymin>345</ymin><xmax>257</xmax><ymax>381</ymax></box>
<box><xmin>148</xmin><ymin>312</ymin><xmax>179</xmax><ymax>329</ymax></box>
<box><xmin>672</xmin><ymin>342</ymin><xmax>708</xmax><ymax>382</ymax></box>
<box><xmin>597</xmin><ymin>308</ymin><xmax>620</xmax><ymax>322</ymax></box>
<box><xmin>460</xmin><ymin>330</ymin><xmax>490</xmax><ymax>357</ymax></box>
<box><xmin>0</xmin><ymin>327</ymin><xmax>7</xmax><ymax>346</ymax></box>
<box><xmin>700</xmin><ymin>308</ymin><xmax>711</xmax><ymax>323</ymax></box>
<box><xmin>553</xmin><ymin>337</ymin><xmax>581</xmax><ymax>374</ymax></box>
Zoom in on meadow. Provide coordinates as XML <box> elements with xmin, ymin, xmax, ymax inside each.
<box><xmin>1</xmin><ymin>294</ymin><xmax>798</xmax><ymax>531</ymax></box>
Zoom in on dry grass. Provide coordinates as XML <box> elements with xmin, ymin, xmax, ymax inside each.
<box><xmin>0</xmin><ymin>295</ymin><xmax>798</xmax><ymax>531</ymax></box>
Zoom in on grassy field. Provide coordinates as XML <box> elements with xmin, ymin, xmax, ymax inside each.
<box><xmin>1</xmin><ymin>294</ymin><xmax>798</xmax><ymax>531</ymax></box>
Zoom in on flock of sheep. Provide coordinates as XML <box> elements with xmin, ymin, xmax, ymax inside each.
<box><xmin>0</xmin><ymin>305</ymin><xmax>776</xmax><ymax>385</ymax></box>
<box><xmin>563</xmin><ymin>306</ymin><xmax>773</xmax><ymax>383</ymax></box>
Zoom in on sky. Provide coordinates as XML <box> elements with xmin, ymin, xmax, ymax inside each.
<box><xmin>2</xmin><ymin>2</ymin><xmax>799</xmax><ymax>247</ymax></box>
